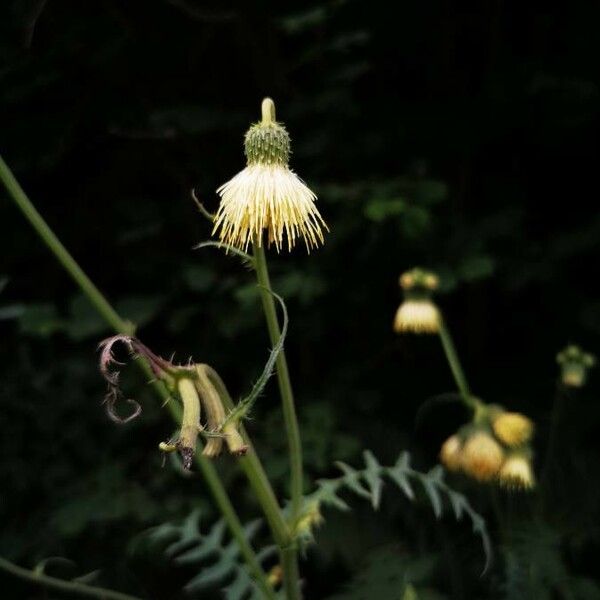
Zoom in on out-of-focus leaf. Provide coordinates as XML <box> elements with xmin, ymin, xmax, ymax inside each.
<box><xmin>18</xmin><ymin>303</ymin><xmax>64</xmax><ymax>337</ymax></box>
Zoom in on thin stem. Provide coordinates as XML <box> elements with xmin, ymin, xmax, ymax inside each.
<box><xmin>205</xmin><ymin>366</ymin><xmax>301</xmax><ymax>600</ymax></box>
<box><xmin>252</xmin><ymin>241</ymin><xmax>302</xmax><ymax>600</ymax></box>
<box><xmin>252</xmin><ymin>242</ymin><xmax>304</xmax><ymax>520</ymax></box>
<box><xmin>202</xmin><ymin>366</ymin><xmax>290</xmax><ymax>546</ymax></box>
<box><xmin>0</xmin><ymin>155</ymin><xmax>131</xmax><ymax>335</ymax></box>
<box><xmin>438</xmin><ymin>316</ymin><xmax>481</xmax><ymax>412</ymax></box>
<box><xmin>0</xmin><ymin>154</ymin><xmax>273</xmax><ymax>600</ymax></box>
<box><xmin>0</xmin><ymin>556</ymin><xmax>141</xmax><ymax>600</ymax></box>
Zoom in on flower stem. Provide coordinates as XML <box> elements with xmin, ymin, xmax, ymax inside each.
<box><xmin>0</xmin><ymin>155</ymin><xmax>131</xmax><ymax>335</ymax></box>
<box><xmin>251</xmin><ymin>241</ymin><xmax>303</xmax><ymax>599</ymax></box>
<box><xmin>438</xmin><ymin>316</ymin><xmax>481</xmax><ymax>412</ymax></box>
<box><xmin>0</xmin><ymin>555</ymin><xmax>141</xmax><ymax>600</ymax></box>
<box><xmin>0</xmin><ymin>154</ymin><xmax>273</xmax><ymax>600</ymax></box>
<box><xmin>252</xmin><ymin>241</ymin><xmax>304</xmax><ymax>519</ymax></box>
<box><xmin>204</xmin><ymin>365</ymin><xmax>301</xmax><ymax>600</ymax></box>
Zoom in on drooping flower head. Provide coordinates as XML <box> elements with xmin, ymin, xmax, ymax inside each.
<box><xmin>492</xmin><ymin>411</ymin><xmax>534</xmax><ymax>447</ymax></box>
<box><xmin>439</xmin><ymin>434</ymin><xmax>463</xmax><ymax>471</ymax></box>
<box><xmin>498</xmin><ymin>452</ymin><xmax>535</xmax><ymax>490</ymax></box>
<box><xmin>556</xmin><ymin>344</ymin><xmax>596</xmax><ymax>388</ymax></box>
<box><xmin>461</xmin><ymin>430</ymin><xmax>504</xmax><ymax>482</ymax></box>
<box><xmin>393</xmin><ymin>267</ymin><xmax>441</xmax><ymax>334</ymax></box>
<box><xmin>97</xmin><ymin>335</ymin><xmax>247</xmax><ymax>470</ymax></box>
<box><xmin>213</xmin><ymin>97</ymin><xmax>328</xmax><ymax>252</ymax></box>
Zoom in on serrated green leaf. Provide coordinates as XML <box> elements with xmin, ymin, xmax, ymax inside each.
<box><xmin>18</xmin><ymin>303</ymin><xmax>64</xmax><ymax>337</ymax></box>
<box><xmin>363</xmin><ymin>451</ymin><xmax>383</xmax><ymax>509</ymax></box>
<box><xmin>420</xmin><ymin>476</ymin><xmax>443</xmax><ymax>519</ymax></box>
<box><xmin>184</xmin><ymin>553</ymin><xmax>236</xmax><ymax>591</ymax></box>
<box><xmin>335</xmin><ymin>462</ymin><xmax>373</xmax><ymax>500</ymax></box>
<box><xmin>223</xmin><ymin>568</ymin><xmax>254</xmax><ymax>600</ymax></box>
<box><xmin>316</xmin><ymin>480</ymin><xmax>351</xmax><ymax>511</ymax></box>
<box><xmin>387</xmin><ymin>465</ymin><xmax>415</xmax><ymax>500</ymax></box>
<box><xmin>446</xmin><ymin>492</ymin><xmax>465</xmax><ymax>520</ymax></box>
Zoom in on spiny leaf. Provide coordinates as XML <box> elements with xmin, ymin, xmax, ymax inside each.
<box><xmin>419</xmin><ymin>475</ymin><xmax>443</xmax><ymax>519</ymax></box>
<box><xmin>148</xmin><ymin>510</ymin><xmax>273</xmax><ymax>599</ymax></box>
<box><xmin>335</xmin><ymin>461</ymin><xmax>372</xmax><ymax>500</ymax></box>
<box><xmin>306</xmin><ymin>450</ymin><xmax>492</xmax><ymax>571</ymax></box>
<box><xmin>362</xmin><ymin>450</ymin><xmax>384</xmax><ymax>509</ymax></box>
<box><xmin>220</xmin><ymin>290</ymin><xmax>288</xmax><ymax>428</ymax></box>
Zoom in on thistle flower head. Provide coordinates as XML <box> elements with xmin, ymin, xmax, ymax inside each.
<box><xmin>498</xmin><ymin>453</ymin><xmax>535</xmax><ymax>490</ymax></box>
<box><xmin>557</xmin><ymin>344</ymin><xmax>596</xmax><ymax>387</ymax></box>
<box><xmin>440</xmin><ymin>434</ymin><xmax>463</xmax><ymax>471</ymax></box>
<box><xmin>212</xmin><ymin>98</ymin><xmax>328</xmax><ymax>252</ymax></box>
<box><xmin>492</xmin><ymin>411</ymin><xmax>534</xmax><ymax>447</ymax></box>
<box><xmin>393</xmin><ymin>267</ymin><xmax>441</xmax><ymax>334</ymax></box>
<box><xmin>461</xmin><ymin>431</ymin><xmax>504</xmax><ymax>482</ymax></box>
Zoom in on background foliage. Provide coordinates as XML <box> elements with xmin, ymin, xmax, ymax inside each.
<box><xmin>1</xmin><ymin>1</ymin><xmax>599</xmax><ymax>598</ymax></box>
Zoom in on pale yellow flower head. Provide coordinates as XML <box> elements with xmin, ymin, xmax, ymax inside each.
<box><xmin>394</xmin><ymin>299</ymin><xmax>440</xmax><ymax>333</ymax></box>
<box><xmin>461</xmin><ymin>431</ymin><xmax>504</xmax><ymax>482</ymax></box>
<box><xmin>213</xmin><ymin>98</ymin><xmax>328</xmax><ymax>252</ymax></box>
<box><xmin>498</xmin><ymin>454</ymin><xmax>535</xmax><ymax>490</ymax></box>
<box><xmin>556</xmin><ymin>345</ymin><xmax>596</xmax><ymax>388</ymax></box>
<box><xmin>393</xmin><ymin>268</ymin><xmax>441</xmax><ymax>334</ymax></box>
<box><xmin>492</xmin><ymin>412</ymin><xmax>534</xmax><ymax>447</ymax></box>
<box><xmin>440</xmin><ymin>434</ymin><xmax>462</xmax><ymax>471</ymax></box>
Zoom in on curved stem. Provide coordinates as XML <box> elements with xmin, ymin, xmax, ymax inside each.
<box><xmin>0</xmin><ymin>556</ymin><xmax>141</xmax><ymax>600</ymax></box>
<box><xmin>438</xmin><ymin>316</ymin><xmax>482</xmax><ymax>412</ymax></box>
<box><xmin>0</xmin><ymin>154</ymin><xmax>273</xmax><ymax>600</ymax></box>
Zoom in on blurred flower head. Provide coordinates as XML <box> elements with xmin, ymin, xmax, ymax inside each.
<box><xmin>498</xmin><ymin>453</ymin><xmax>535</xmax><ymax>490</ymax></box>
<box><xmin>461</xmin><ymin>431</ymin><xmax>504</xmax><ymax>482</ymax></box>
<box><xmin>393</xmin><ymin>267</ymin><xmax>440</xmax><ymax>334</ymax></box>
<box><xmin>556</xmin><ymin>344</ymin><xmax>596</xmax><ymax>387</ymax></box>
<box><xmin>213</xmin><ymin>97</ymin><xmax>328</xmax><ymax>252</ymax></box>
<box><xmin>440</xmin><ymin>434</ymin><xmax>463</xmax><ymax>471</ymax></box>
<box><xmin>492</xmin><ymin>411</ymin><xmax>534</xmax><ymax>447</ymax></box>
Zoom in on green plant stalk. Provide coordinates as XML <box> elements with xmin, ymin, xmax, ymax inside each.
<box><xmin>0</xmin><ymin>555</ymin><xmax>142</xmax><ymax>600</ymax></box>
<box><xmin>251</xmin><ymin>241</ymin><xmax>302</xmax><ymax>600</ymax></box>
<box><xmin>0</xmin><ymin>155</ymin><xmax>131</xmax><ymax>335</ymax></box>
<box><xmin>252</xmin><ymin>242</ymin><xmax>304</xmax><ymax>519</ymax></box>
<box><xmin>203</xmin><ymin>366</ymin><xmax>289</xmax><ymax>543</ymax></box>
<box><xmin>438</xmin><ymin>316</ymin><xmax>481</xmax><ymax>412</ymax></box>
<box><xmin>0</xmin><ymin>154</ymin><xmax>274</xmax><ymax>600</ymax></box>
<box><xmin>204</xmin><ymin>365</ymin><xmax>300</xmax><ymax>600</ymax></box>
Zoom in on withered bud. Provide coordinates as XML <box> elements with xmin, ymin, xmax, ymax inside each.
<box><xmin>98</xmin><ymin>335</ymin><xmax>175</xmax><ymax>423</ymax></box>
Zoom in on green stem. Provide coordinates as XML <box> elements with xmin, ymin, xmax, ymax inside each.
<box><xmin>204</xmin><ymin>366</ymin><xmax>300</xmax><ymax>600</ymax></box>
<box><xmin>0</xmin><ymin>556</ymin><xmax>141</xmax><ymax>600</ymax></box>
<box><xmin>438</xmin><ymin>316</ymin><xmax>481</xmax><ymax>412</ymax></box>
<box><xmin>203</xmin><ymin>366</ymin><xmax>290</xmax><ymax>545</ymax></box>
<box><xmin>252</xmin><ymin>242</ymin><xmax>304</xmax><ymax>520</ymax></box>
<box><xmin>251</xmin><ymin>241</ymin><xmax>302</xmax><ymax>600</ymax></box>
<box><xmin>0</xmin><ymin>155</ymin><xmax>131</xmax><ymax>335</ymax></box>
<box><xmin>0</xmin><ymin>154</ymin><xmax>273</xmax><ymax>600</ymax></box>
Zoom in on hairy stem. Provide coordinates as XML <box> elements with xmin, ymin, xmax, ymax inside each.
<box><xmin>0</xmin><ymin>556</ymin><xmax>141</xmax><ymax>600</ymax></box>
<box><xmin>0</xmin><ymin>154</ymin><xmax>273</xmax><ymax>600</ymax></box>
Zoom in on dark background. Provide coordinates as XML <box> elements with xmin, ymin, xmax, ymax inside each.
<box><xmin>1</xmin><ymin>1</ymin><xmax>600</xmax><ymax>598</ymax></box>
